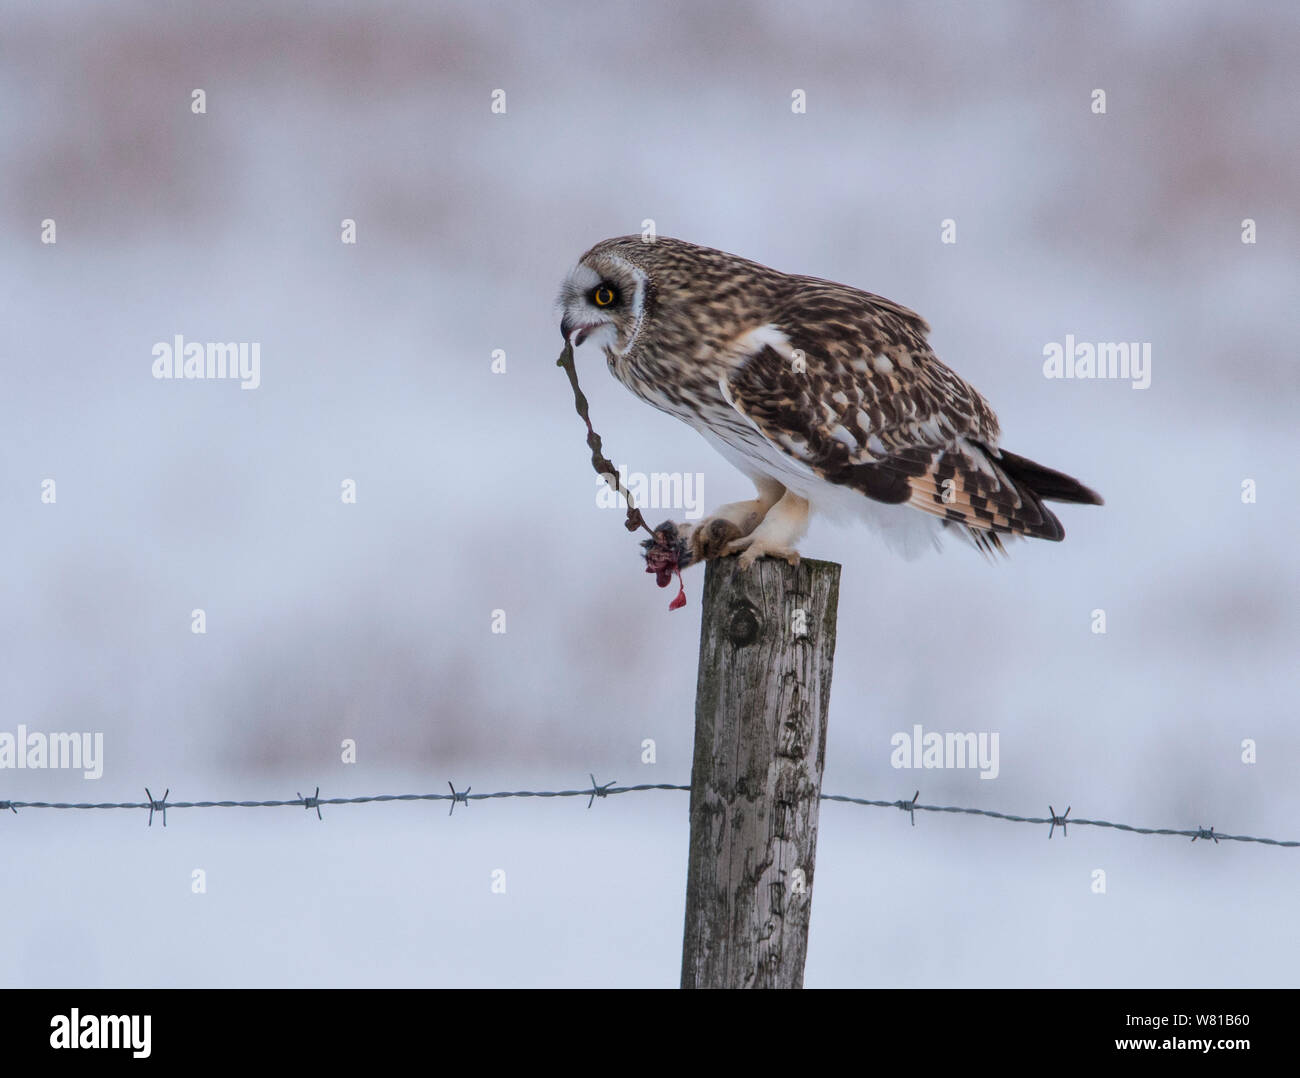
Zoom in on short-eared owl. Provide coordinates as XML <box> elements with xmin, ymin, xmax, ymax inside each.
<box><xmin>558</xmin><ymin>236</ymin><xmax>1101</xmax><ymax>568</ymax></box>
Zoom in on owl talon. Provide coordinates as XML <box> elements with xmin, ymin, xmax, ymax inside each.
<box><xmin>719</xmin><ymin>489</ymin><xmax>810</xmax><ymax>569</ymax></box>
<box><xmin>724</xmin><ymin>536</ymin><xmax>802</xmax><ymax>570</ymax></box>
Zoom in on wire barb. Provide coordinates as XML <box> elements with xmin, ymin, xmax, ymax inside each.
<box><xmin>587</xmin><ymin>774</ymin><xmax>616</xmax><ymax>809</ymax></box>
<box><xmin>145</xmin><ymin>787</ymin><xmax>169</xmax><ymax>827</ymax></box>
<box><xmin>1192</xmin><ymin>826</ymin><xmax>1218</xmax><ymax>844</ymax></box>
<box><xmin>894</xmin><ymin>790</ymin><xmax>921</xmax><ymax>827</ymax></box>
<box><xmin>447</xmin><ymin>781</ymin><xmax>471</xmax><ymax>816</ymax></box>
<box><xmin>298</xmin><ymin>787</ymin><xmax>323</xmax><ymax>821</ymax></box>
<box><xmin>1048</xmin><ymin>804</ymin><xmax>1071</xmax><ymax>839</ymax></box>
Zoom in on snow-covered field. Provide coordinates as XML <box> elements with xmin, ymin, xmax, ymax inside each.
<box><xmin>1</xmin><ymin>0</ymin><xmax>1297</xmax><ymax>987</ymax></box>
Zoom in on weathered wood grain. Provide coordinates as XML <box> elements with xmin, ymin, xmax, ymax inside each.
<box><xmin>680</xmin><ymin>556</ymin><xmax>841</xmax><ymax>989</ymax></box>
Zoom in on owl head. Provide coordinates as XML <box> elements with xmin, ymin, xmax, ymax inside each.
<box><xmin>557</xmin><ymin>237</ymin><xmax>655</xmax><ymax>355</ymax></box>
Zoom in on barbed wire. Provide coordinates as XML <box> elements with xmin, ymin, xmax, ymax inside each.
<box><xmin>0</xmin><ymin>778</ymin><xmax>1294</xmax><ymax>847</ymax></box>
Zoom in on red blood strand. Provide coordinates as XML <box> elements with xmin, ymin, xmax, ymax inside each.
<box><xmin>668</xmin><ymin>570</ymin><xmax>687</xmax><ymax>611</ymax></box>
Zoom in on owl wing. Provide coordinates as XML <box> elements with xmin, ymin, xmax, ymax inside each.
<box><xmin>720</xmin><ymin>283</ymin><xmax>1069</xmax><ymax>549</ymax></box>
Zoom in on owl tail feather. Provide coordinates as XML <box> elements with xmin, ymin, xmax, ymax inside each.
<box><xmin>994</xmin><ymin>449</ymin><xmax>1104</xmax><ymax>506</ymax></box>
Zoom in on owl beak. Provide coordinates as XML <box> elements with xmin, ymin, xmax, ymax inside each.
<box><xmin>560</xmin><ymin>315</ymin><xmax>595</xmax><ymax>347</ymax></box>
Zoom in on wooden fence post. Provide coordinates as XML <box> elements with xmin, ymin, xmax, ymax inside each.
<box><xmin>680</xmin><ymin>555</ymin><xmax>841</xmax><ymax>989</ymax></box>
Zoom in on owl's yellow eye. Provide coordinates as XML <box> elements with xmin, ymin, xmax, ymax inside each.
<box><xmin>593</xmin><ymin>286</ymin><xmax>616</xmax><ymax>307</ymax></box>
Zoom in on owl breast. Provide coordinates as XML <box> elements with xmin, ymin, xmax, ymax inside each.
<box><xmin>605</xmin><ymin>340</ymin><xmax>727</xmax><ymax>427</ymax></box>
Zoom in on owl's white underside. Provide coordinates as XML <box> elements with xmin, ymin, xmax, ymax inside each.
<box><xmin>695</xmin><ymin>424</ymin><xmax>947</xmax><ymax>559</ymax></box>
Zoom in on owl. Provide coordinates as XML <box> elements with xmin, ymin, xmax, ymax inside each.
<box><xmin>557</xmin><ymin>236</ymin><xmax>1101</xmax><ymax>569</ymax></box>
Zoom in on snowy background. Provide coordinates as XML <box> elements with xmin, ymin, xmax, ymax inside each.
<box><xmin>1</xmin><ymin>0</ymin><xmax>1297</xmax><ymax>987</ymax></box>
